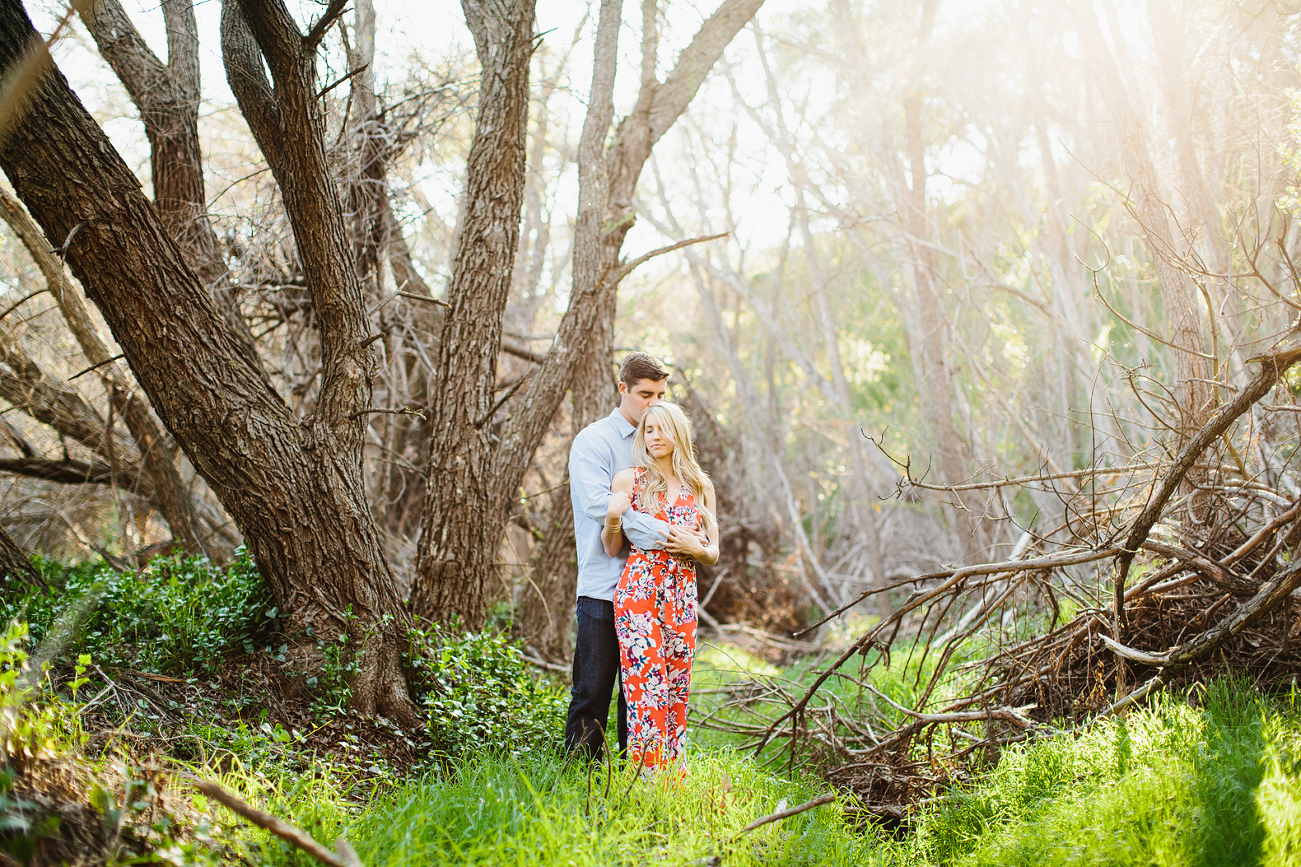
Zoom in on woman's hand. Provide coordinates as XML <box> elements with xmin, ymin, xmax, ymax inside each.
<box><xmin>606</xmin><ymin>490</ymin><xmax>631</xmax><ymax>521</ymax></box>
<box><xmin>601</xmin><ymin>488</ymin><xmax>632</xmax><ymax>557</ymax></box>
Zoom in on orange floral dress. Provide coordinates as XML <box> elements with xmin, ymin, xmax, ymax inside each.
<box><xmin>614</xmin><ymin>467</ymin><xmax>699</xmax><ymax>771</ymax></box>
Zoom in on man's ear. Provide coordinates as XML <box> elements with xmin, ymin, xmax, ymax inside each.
<box><xmin>617</xmin><ymin>381</ymin><xmax>628</xmax><ymax>396</ymax></box>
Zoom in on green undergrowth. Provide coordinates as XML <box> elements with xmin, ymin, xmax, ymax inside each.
<box><xmin>235</xmin><ymin>675</ymin><xmax>1301</xmax><ymax>867</ymax></box>
<box><xmin>336</xmin><ymin>750</ymin><xmax>867</xmax><ymax>867</ymax></box>
<box><xmin>5</xmin><ymin>552</ymin><xmax>1301</xmax><ymax>865</ymax></box>
<box><xmin>3</xmin><ymin>552</ymin><xmax>278</xmax><ymax>678</ymax></box>
<box><xmin>407</xmin><ymin>624</ymin><xmax>568</xmax><ymax>762</ymax></box>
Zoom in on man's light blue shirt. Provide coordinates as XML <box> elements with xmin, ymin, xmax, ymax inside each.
<box><xmin>570</xmin><ymin>408</ymin><xmax>669</xmax><ymax>601</ymax></box>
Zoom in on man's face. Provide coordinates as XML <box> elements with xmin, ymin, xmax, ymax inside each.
<box><xmin>618</xmin><ymin>377</ymin><xmax>667</xmax><ymax>425</ymax></box>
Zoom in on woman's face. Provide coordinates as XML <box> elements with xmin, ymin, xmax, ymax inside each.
<box><xmin>643</xmin><ymin>416</ymin><xmax>675</xmax><ymax>460</ymax></box>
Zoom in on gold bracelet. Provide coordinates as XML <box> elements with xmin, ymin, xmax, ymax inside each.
<box><xmin>604</xmin><ymin>518</ymin><xmax>622</xmax><ymax>531</ymax></box>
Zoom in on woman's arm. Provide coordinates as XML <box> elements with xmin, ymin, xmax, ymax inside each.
<box><xmin>695</xmin><ymin>479</ymin><xmax>720</xmax><ymax>566</ymax></box>
<box><xmin>601</xmin><ymin>470</ymin><xmax>635</xmax><ymax>557</ymax></box>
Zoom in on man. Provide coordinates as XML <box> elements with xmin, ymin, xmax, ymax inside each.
<box><xmin>564</xmin><ymin>352</ymin><xmax>673</xmax><ymax>759</ymax></box>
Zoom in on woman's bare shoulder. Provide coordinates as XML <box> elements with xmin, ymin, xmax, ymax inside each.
<box><xmin>611</xmin><ymin>467</ymin><xmax>636</xmax><ymax>491</ymax></box>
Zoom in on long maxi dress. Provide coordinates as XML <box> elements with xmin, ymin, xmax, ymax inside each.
<box><xmin>614</xmin><ymin>466</ymin><xmax>700</xmax><ymax>771</ymax></box>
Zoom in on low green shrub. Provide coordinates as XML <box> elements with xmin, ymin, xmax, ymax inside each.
<box><xmin>3</xmin><ymin>550</ymin><xmax>278</xmax><ymax>677</ymax></box>
<box><xmin>407</xmin><ymin>624</ymin><xmax>567</xmax><ymax>762</ymax></box>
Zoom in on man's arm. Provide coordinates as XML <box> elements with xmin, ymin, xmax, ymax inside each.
<box><xmin>570</xmin><ymin>434</ymin><xmax>667</xmax><ymax>550</ymax></box>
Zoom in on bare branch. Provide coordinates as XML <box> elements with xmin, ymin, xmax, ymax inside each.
<box><xmin>304</xmin><ymin>0</ymin><xmax>348</xmax><ymax>54</ymax></box>
<box><xmin>183</xmin><ymin>775</ymin><xmax>359</xmax><ymax>867</ymax></box>
<box><xmin>647</xmin><ymin>0</ymin><xmax>766</xmax><ymax>146</ymax></box>
<box><xmin>609</xmin><ymin>231</ymin><xmax>728</xmax><ymax>284</ymax></box>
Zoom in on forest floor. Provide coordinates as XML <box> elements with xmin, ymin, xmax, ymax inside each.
<box><xmin>2</xmin><ymin>555</ymin><xmax>1301</xmax><ymax>866</ymax></box>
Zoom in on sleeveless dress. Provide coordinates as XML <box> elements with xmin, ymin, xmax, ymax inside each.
<box><xmin>614</xmin><ymin>466</ymin><xmax>699</xmax><ymax>771</ymax></box>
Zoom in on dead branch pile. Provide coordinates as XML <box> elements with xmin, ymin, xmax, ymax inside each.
<box><xmin>702</xmin><ymin>339</ymin><xmax>1301</xmax><ymax>827</ymax></box>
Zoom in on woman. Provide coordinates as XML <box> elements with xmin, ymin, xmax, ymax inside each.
<box><xmin>601</xmin><ymin>402</ymin><xmax>719</xmax><ymax>773</ymax></box>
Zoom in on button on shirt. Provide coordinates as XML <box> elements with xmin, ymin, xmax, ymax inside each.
<box><xmin>570</xmin><ymin>409</ymin><xmax>670</xmax><ymax>601</ymax></box>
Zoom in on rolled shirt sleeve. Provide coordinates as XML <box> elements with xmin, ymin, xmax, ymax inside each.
<box><xmin>569</xmin><ymin>411</ymin><xmax>673</xmax><ymax>602</ymax></box>
<box><xmin>569</xmin><ymin>435</ymin><xmax>667</xmax><ymax>551</ymax></box>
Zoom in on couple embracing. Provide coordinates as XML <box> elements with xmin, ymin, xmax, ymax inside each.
<box><xmin>563</xmin><ymin>352</ymin><xmax>719</xmax><ymax>774</ymax></box>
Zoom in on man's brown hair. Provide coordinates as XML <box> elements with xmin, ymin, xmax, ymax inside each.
<box><xmin>619</xmin><ymin>351</ymin><xmax>670</xmax><ymax>387</ymax></box>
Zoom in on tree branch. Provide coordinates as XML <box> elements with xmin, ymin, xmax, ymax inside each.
<box><xmin>1113</xmin><ymin>336</ymin><xmax>1301</xmax><ymax>630</ymax></box>
<box><xmin>184</xmin><ymin>775</ymin><xmax>361</xmax><ymax>867</ymax></box>
<box><xmin>647</xmin><ymin>0</ymin><xmax>765</xmax><ymax>146</ymax></box>
<box><xmin>610</xmin><ymin>231</ymin><xmax>728</xmax><ymax>285</ymax></box>
<box><xmin>220</xmin><ymin>1</ymin><xmax>282</xmax><ymax>148</ymax></box>
<box><xmin>303</xmin><ymin>0</ymin><xmax>348</xmax><ymax>54</ymax></box>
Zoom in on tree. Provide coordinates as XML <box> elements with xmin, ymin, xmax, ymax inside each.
<box><xmin>0</xmin><ymin>186</ymin><xmax>228</xmax><ymax>559</ymax></box>
<box><xmin>1072</xmin><ymin>0</ymin><xmax>1213</xmax><ymax>440</ymax></box>
<box><xmin>0</xmin><ymin>0</ymin><xmax>414</xmax><ymax>723</ymax></box>
<box><xmin>417</xmin><ymin>0</ymin><xmax>767</xmax><ymax>630</ymax></box>
<box><xmin>0</xmin><ymin>522</ymin><xmax>40</xmax><ymax>591</ymax></box>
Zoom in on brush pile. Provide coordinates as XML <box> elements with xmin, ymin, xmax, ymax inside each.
<box><xmin>706</xmin><ymin>341</ymin><xmax>1301</xmax><ymax>826</ymax></box>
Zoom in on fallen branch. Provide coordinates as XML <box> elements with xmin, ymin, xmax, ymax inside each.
<box><xmin>1100</xmin><ymin>559</ymin><xmax>1301</xmax><ymax>669</ymax></box>
<box><xmin>865</xmin><ymin>684</ymin><xmax>1035</xmax><ymax>728</ymax></box>
<box><xmin>1112</xmin><ymin>338</ymin><xmax>1301</xmax><ymax>635</ymax></box>
<box><xmin>766</xmin><ymin>546</ymin><xmax>1119</xmax><ymax>747</ymax></box>
<box><xmin>183</xmin><ymin>775</ymin><xmax>363</xmax><ymax>867</ymax></box>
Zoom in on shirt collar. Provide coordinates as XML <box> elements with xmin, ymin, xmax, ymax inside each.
<box><xmin>609</xmin><ymin>407</ymin><xmax>636</xmax><ymax>439</ymax></box>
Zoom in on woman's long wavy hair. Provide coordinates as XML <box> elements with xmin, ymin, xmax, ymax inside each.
<box><xmin>632</xmin><ymin>402</ymin><xmax>716</xmax><ymax>538</ymax></box>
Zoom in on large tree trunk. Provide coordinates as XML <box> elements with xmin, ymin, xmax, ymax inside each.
<box><xmin>0</xmin><ymin>0</ymin><xmax>414</xmax><ymax>723</ymax></box>
<box><xmin>411</xmin><ymin>0</ymin><xmax>537</xmax><ymax>625</ymax></box>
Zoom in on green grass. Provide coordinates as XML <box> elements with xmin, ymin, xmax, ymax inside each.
<box><xmin>895</xmin><ymin>677</ymin><xmax>1301</xmax><ymax>867</ymax></box>
<box><xmin>337</xmin><ymin>749</ymin><xmax>872</xmax><ymax>867</ymax></box>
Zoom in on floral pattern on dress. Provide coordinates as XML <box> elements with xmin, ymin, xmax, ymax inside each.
<box><xmin>614</xmin><ymin>466</ymin><xmax>699</xmax><ymax>772</ymax></box>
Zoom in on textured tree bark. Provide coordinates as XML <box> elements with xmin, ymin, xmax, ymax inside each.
<box><xmin>79</xmin><ymin>0</ymin><xmax>262</xmax><ymax>372</ymax></box>
<box><xmin>0</xmin><ymin>522</ymin><xmax>41</xmax><ymax>593</ymax></box>
<box><xmin>412</xmin><ymin>0</ymin><xmax>538</xmax><ymax>625</ymax></box>
<box><xmin>0</xmin><ymin>1</ymin><xmax>414</xmax><ymax>724</ymax></box>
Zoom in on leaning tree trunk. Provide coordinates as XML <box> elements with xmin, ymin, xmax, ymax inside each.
<box><xmin>514</xmin><ymin>0</ymin><xmax>767</xmax><ymax>643</ymax></box>
<box><xmin>0</xmin><ymin>0</ymin><xmax>415</xmax><ymax>724</ymax></box>
<box><xmin>0</xmin><ymin>188</ymin><xmax>216</xmax><ymax>558</ymax></box>
<box><xmin>0</xmin><ymin>523</ymin><xmax>40</xmax><ymax>593</ymax></box>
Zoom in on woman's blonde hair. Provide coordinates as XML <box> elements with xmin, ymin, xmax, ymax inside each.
<box><xmin>632</xmin><ymin>402</ymin><xmax>716</xmax><ymax>539</ymax></box>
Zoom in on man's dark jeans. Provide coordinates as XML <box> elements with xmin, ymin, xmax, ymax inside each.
<box><xmin>564</xmin><ymin>596</ymin><xmax>627</xmax><ymax>760</ymax></box>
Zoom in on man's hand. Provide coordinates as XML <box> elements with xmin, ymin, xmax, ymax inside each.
<box><xmin>662</xmin><ymin>524</ymin><xmax>707</xmax><ymax>560</ymax></box>
<box><xmin>606</xmin><ymin>491</ymin><xmax>631</xmax><ymax>521</ymax></box>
